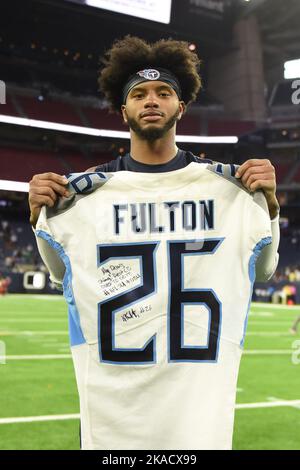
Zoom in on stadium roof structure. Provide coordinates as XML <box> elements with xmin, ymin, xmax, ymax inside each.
<box><xmin>244</xmin><ymin>0</ymin><xmax>300</xmax><ymax>87</ymax></box>
<box><xmin>0</xmin><ymin>0</ymin><xmax>299</xmax><ymax>99</ymax></box>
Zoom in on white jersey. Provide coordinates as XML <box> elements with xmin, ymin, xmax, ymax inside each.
<box><xmin>35</xmin><ymin>162</ymin><xmax>272</xmax><ymax>450</ymax></box>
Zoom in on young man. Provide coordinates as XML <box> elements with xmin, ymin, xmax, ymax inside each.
<box><xmin>29</xmin><ymin>36</ymin><xmax>280</xmax><ymax>450</ymax></box>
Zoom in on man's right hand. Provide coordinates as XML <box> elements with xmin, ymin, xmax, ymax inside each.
<box><xmin>28</xmin><ymin>172</ymin><xmax>70</xmax><ymax>228</ymax></box>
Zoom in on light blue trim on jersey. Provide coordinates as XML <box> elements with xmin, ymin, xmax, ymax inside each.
<box><xmin>240</xmin><ymin>236</ymin><xmax>272</xmax><ymax>347</ymax></box>
<box><xmin>97</xmin><ymin>241</ymin><xmax>160</xmax><ymax>365</ymax></box>
<box><xmin>36</xmin><ymin>230</ymin><xmax>86</xmax><ymax>347</ymax></box>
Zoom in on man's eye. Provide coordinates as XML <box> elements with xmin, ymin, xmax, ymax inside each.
<box><xmin>134</xmin><ymin>94</ymin><xmax>143</xmax><ymax>99</ymax></box>
<box><xmin>160</xmin><ymin>92</ymin><xmax>170</xmax><ymax>97</ymax></box>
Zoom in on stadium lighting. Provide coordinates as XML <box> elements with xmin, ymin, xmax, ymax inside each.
<box><xmin>0</xmin><ymin>114</ymin><xmax>238</xmax><ymax>144</ymax></box>
<box><xmin>0</xmin><ymin>179</ymin><xmax>29</xmax><ymax>192</ymax></box>
<box><xmin>176</xmin><ymin>135</ymin><xmax>238</xmax><ymax>144</ymax></box>
<box><xmin>84</xmin><ymin>0</ymin><xmax>172</xmax><ymax>24</ymax></box>
<box><xmin>284</xmin><ymin>59</ymin><xmax>300</xmax><ymax>79</ymax></box>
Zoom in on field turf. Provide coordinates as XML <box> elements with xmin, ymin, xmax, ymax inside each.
<box><xmin>0</xmin><ymin>294</ymin><xmax>299</xmax><ymax>450</ymax></box>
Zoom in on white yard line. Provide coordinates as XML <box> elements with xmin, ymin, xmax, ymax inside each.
<box><xmin>248</xmin><ymin>321</ymin><xmax>293</xmax><ymax>325</ymax></box>
<box><xmin>0</xmin><ymin>319</ymin><xmax>66</xmax><ymax>323</ymax></box>
<box><xmin>236</xmin><ymin>399</ymin><xmax>300</xmax><ymax>409</ymax></box>
<box><xmin>0</xmin><ymin>414</ymin><xmax>79</xmax><ymax>424</ymax></box>
<box><xmin>0</xmin><ymin>313</ymin><xmax>64</xmax><ymax>316</ymax></box>
<box><xmin>1</xmin><ymin>295</ymin><xmax>63</xmax><ymax>300</ymax></box>
<box><xmin>249</xmin><ymin>311</ymin><xmax>274</xmax><ymax>316</ymax></box>
<box><xmin>267</xmin><ymin>397</ymin><xmax>300</xmax><ymax>410</ymax></box>
<box><xmin>1</xmin><ymin>399</ymin><xmax>300</xmax><ymax>424</ymax></box>
<box><xmin>246</xmin><ymin>332</ymin><xmax>293</xmax><ymax>336</ymax></box>
<box><xmin>243</xmin><ymin>350</ymin><xmax>292</xmax><ymax>355</ymax></box>
<box><xmin>0</xmin><ymin>331</ymin><xmax>68</xmax><ymax>336</ymax></box>
<box><xmin>0</xmin><ymin>354</ymin><xmax>71</xmax><ymax>360</ymax></box>
<box><xmin>251</xmin><ymin>302</ymin><xmax>300</xmax><ymax>310</ymax></box>
<box><xmin>0</xmin><ymin>349</ymin><xmax>293</xmax><ymax>361</ymax></box>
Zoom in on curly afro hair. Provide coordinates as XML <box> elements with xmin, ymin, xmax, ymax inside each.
<box><xmin>98</xmin><ymin>35</ymin><xmax>202</xmax><ymax>113</ymax></box>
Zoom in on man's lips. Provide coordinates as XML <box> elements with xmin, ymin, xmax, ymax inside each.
<box><xmin>142</xmin><ymin>115</ymin><xmax>162</xmax><ymax>121</ymax></box>
<box><xmin>140</xmin><ymin>112</ymin><xmax>163</xmax><ymax>122</ymax></box>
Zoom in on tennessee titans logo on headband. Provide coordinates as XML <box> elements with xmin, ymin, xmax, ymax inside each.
<box><xmin>137</xmin><ymin>69</ymin><xmax>161</xmax><ymax>80</ymax></box>
<box><xmin>122</xmin><ymin>67</ymin><xmax>182</xmax><ymax>104</ymax></box>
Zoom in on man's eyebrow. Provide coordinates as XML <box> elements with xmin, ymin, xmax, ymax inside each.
<box><xmin>129</xmin><ymin>84</ymin><xmax>173</xmax><ymax>94</ymax></box>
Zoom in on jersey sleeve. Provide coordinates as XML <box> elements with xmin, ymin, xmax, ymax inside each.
<box><xmin>246</xmin><ymin>190</ymin><xmax>275</xmax><ymax>283</ymax></box>
<box><xmin>33</xmin><ymin>209</ymin><xmax>66</xmax><ymax>291</ymax></box>
<box><xmin>255</xmin><ymin>213</ymin><xmax>280</xmax><ymax>282</ymax></box>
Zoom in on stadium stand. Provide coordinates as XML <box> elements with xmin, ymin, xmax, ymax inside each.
<box><xmin>0</xmin><ymin>147</ymin><xmax>67</xmax><ymax>181</ymax></box>
<box><xmin>294</xmin><ymin>167</ymin><xmax>300</xmax><ymax>183</ymax></box>
<box><xmin>0</xmin><ymin>219</ymin><xmax>43</xmax><ymax>274</ymax></box>
<box><xmin>17</xmin><ymin>95</ymin><xmax>83</xmax><ymax>126</ymax></box>
<box><xmin>272</xmin><ymin>161</ymin><xmax>293</xmax><ymax>184</ymax></box>
<box><xmin>0</xmin><ymin>146</ymin><xmax>113</xmax><ymax>181</ymax></box>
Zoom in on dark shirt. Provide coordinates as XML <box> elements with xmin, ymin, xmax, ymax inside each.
<box><xmin>94</xmin><ymin>149</ymin><xmax>213</xmax><ymax>173</ymax></box>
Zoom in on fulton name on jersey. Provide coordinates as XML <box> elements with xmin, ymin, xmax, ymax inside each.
<box><xmin>114</xmin><ymin>199</ymin><xmax>214</xmax><ymax>235</ymax></box>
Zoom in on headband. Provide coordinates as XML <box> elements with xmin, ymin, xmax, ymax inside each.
<box><xmin>122</xmin><ymin>68</ymin><xmax>182</xmax><ymax>104</ymax></box>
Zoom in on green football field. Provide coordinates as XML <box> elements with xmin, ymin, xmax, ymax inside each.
<box><xmin>0</xmin><ymin>294</ymin><xmax>300</xmax><ymax>450</ymax></box>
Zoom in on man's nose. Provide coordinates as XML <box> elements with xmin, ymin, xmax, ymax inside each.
<box><xmin>144</xmin><ymin>92</ymin><xmax>159</xmax><ymax>107</ymax></box>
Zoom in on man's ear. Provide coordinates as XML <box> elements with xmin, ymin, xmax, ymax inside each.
<box><xmin>178</xmin><ymin>101</ymin><xmax>186</xmax><ymax>120</ymax></box>
<box><xmin>121</xmin><ymin>105</ymin><xmax>128</xmax><ymax>123</ymax></box>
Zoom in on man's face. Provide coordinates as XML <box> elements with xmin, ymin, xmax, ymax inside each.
<box><xmin>121</xmin><ymin>81</ymin><xmax>185</xmax><ymax>141</ymax></box>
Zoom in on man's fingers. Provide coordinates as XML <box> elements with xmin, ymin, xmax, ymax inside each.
<box><xmin>29</xmin><ymin>188</ymin><xmax>56</xmax><ymax>208</ymax></box>
<box><xmin>31</xmin><ymin>172</ymin><xmax>68</xmax><ymax>186</ymax></box>
<box><xmin>236</xmin><ymin>159</ymin><xmax>271</xmax><ymax>178</ymax></box>
<box><xmin>242</xmin><ymin>170</ymin><xmax>275</xmax><ymax>188</ymax></box>
<box><xmin>29</xmin><ymin>185</ymin><xmax>70</xmax><ymax>210</ymax></box>
<box><xmin>35</xmin><ymin>186</ymin><xmax>58</xmax><ymax>202</ymax></box>
<box><xmin>246</xmin><ymin>174</ymin><xmax>269</xmax><ymax>190</ymax></box>
<box><xmin>30</xmin><ymin>178</ymin><xmax>69</xmax><ymax>197</ymax></box>
<box><xmin>38</xmin><ymin>180</ymin><xmax>69</xmax><ymax>197</ymax></box>
<box><xmin>239</xmin><ymin>167</ymin><xmax>264</xmax><ymax>183</ymax></box>
<box><xmin>40</xmin><ymin>172</ymin><xmax>68</xmax><ymax>184</ymax></box>
<box><xmin>42</xmin><ymin>195</ymin><xmax>56</xmax><ymax>207</ymax></box>
<box><xmin>250</xmin><ymin>179</ymin><xmax>274</xmax><ymax>192</ymax></box>
<box><xmin>31</xmin><ymin>194</ymin><xmax>56</xmax><ymax>208</ymax></box>
<box><xmin>241</xmin><ymin>165</ymin><xmax>274</xmax><ymax>178</ymax></box>
<box><xmin>28</xmin><ymin>173</ymin><xmax>69</xmax><ymax>226</ymax></box>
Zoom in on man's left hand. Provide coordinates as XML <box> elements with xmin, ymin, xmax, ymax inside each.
<box><xmin>235</xmin><ymin>158</ymin><xmax>280</xmax><ymax>220</ymax></box>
